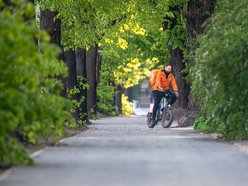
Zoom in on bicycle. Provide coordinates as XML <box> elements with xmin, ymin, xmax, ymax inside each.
<box><xmin>147</xmin><ymin>92</ymin><xmax>174</xmax><ymax>128</ymax></box>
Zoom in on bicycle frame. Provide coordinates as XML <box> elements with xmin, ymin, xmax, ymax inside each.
<box><xmin>147</xmin><ymin>92</ymin><xmax>174</xmax><ymax>128</ymax></box>
<box><xmin>155</xmin><ymin>92</ymin><xmax>170</xmax><ymax>121</ymax></box>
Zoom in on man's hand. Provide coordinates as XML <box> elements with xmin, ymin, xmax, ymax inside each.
<box><xmin>175</xmin><ymin>91</ymin><xmax>179</xmax><ymax>97</ymax></box>
<box><xmin>158</xmin><ymin>86</ymin><xmax>164</xmax><ymax>91</ymax></box>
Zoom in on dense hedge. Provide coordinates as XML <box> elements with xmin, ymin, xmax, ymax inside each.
<box><xmin>0</xmin><ymin>1</ymin><xmax>74</xmax><ymax>167</ymax></box>
<box><xmin>190</xmin><ymin>0</ymin><xmax>248</xmax><ymax>140</ymax></box>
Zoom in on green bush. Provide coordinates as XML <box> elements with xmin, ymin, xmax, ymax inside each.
<box><xmin>97</xmin><ymin>80</ymin><xmax>117</xmax><ymax>116</ymax></box>
<box><xmin>0</xmin><ymin>0</ymin><xmax>75</xmax><ymax>168</ymax></box>
<box><xmin>193</xmin><ymin>116</ymin><xmax>216</xmax><ymax>133</ymax></box>
<box><xmin>189</xmin><ymin>0</ymin><xmax>248</xmax><ymax>140</ymax></box>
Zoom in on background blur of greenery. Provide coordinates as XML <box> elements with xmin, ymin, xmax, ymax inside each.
<box><xmin>0</xmin><ymin>0</ymin><xmax>248</xmax><ymax>168</ymax></box>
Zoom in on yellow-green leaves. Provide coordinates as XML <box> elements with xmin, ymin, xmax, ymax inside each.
<box><xmin>118</xmin><ymin>38</ymin><xmax>128</xmax><ymax>50</ymax></box>
<box><xmin>114</xmin><ymin>58</ymin><xmax>146</xmax><ymax>88</ymax></box>
<box><xmin>121</xmin><ymin>94</ymin><xmax>133</xmax><ymax>117</ymax></box>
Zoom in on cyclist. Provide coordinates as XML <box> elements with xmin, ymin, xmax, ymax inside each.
<box><xmin>151</xmin><ymin>63</ymin><xmax>179</xmax><ymax>125</ymax></box>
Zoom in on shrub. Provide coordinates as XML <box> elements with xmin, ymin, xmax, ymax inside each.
<box><xmin>189</xmin><ymin>0</ymin><xmax>248</xmax><ymax>140</ymax></box>
<box><xmin>193</xmin><ymin>116</ymin><xmax>216</xmax><ymax>133</ymax></box>
<box><xmin>97</xmin><ymin>80</ymin><xmax>117</xmax><ymax>116</ymax></box>
<box><xmin>0</xmin><ymin>0</ymin><xmax>74</xmax><ymax>167</ymax></box>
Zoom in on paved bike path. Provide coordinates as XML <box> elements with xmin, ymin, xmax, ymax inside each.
<box><xmin>1</xmin><ymin>116</ymin><xmax>248</xmax><ymax>186</ymax></box>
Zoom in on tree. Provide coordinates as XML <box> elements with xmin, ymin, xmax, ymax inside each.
<box><xmin>86</xmin><ymin>45</ymin><xmax>98</xmax><ymax>118</ymax></box>
<box><xmin>76</xmin><ymin>48</ymin><xmax>89</xmax><ymax>123</ymax></box>
<box><xmin>40</xmin><ymin>10</ymin><xmax>62</xmax><ymax>52</ymax></box>
<box><xmin>39</xmin><ymin>8</ymin><xmax>68</xmax><ymax>96</ymax></box>
<box><xmin>164</xmin><ymin>0</ymin><xmax>217</xmax><ymax>126</ymax></box>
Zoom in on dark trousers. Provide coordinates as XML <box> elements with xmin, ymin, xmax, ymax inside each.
<box><xmin>152</xmin><ymin>90</ymin><xmax>177</xmax><ymax>120</ymax></box>
<box><xmin>149</xmin><ymin>90</ymin><xmax>154</xmax><ymax>103</ymax></box>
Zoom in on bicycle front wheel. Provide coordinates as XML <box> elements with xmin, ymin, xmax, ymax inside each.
<box><xmin>147</xmin><ymin>113</ymin><xmax>155</xmax><ymax>128</ymax></box>
<box><xmin>161</xmin><ymin>109</ymin><xmax>174</xmax><ymax>128</ymax></box>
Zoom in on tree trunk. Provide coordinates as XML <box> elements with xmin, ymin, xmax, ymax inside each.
<box><xmin>115</xmin><ymin>85</ymin><xmax>122</xmax><ymax>115</ymax></box>
<box><xmin>163</xmin><ymin>5</ymin><xmax>190</xmax><ymax>114</ymax></box>
<box><xmin>163</xmin><ymin>1</ymin><xmax>216</xmax><ymax>126</ymax></box>
<box><xmin>76</xmin><ymin>48</ymin><xmax>89</xmax><ymax>124</ymax></box>
<box><xmin>86</xmin><ymin>45</ymin><xmax>98</xmax><ymax>118</ymax></box>
<box><xmin>64</xmin><ymin>49</ymin><xmax>79</xmax><ymax>120</ymax></box>
<box><xmin>184</xmin><ymin>0</ymin><xmax>216</xmax><ymax>39</ymax></box>
<box><xmin>64</xmin><ymin>49</ymin><xmax>77</xmax><ymax>90</ymax></box>
<box><xmin>40</xmin><ymin>10</ymin><xmax>62</xmax><ymax>51</ymax></box>
<box><xmin>40</xmin><ymin>9</ymin><xmax>66</xmax><ymax>96</ymax></box>
<box><xmin>176</xmin><ymin>0</ymin><xmax>216</xmax><ymax>127</ymax></box>
<box><xmin>124</xmin><ymin>87</ymin><xmax>133</xmax><ymax>102</ymax></box>
<box><xmin>96</xmin><ymin>48</ymin><xmax>102</xmax><ymax>84</ymax></box>
<box><xmin>169</xmin><ymin>47</ymin><xmax>190</xmax><ymax>110</ymax></box>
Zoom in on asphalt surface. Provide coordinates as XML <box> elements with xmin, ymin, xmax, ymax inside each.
<box><xmin>1</xmin><ymin>115</ymin><xmax>248</xmax><ymax>186</ymax></box>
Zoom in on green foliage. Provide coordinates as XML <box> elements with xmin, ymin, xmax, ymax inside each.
<box><xmin>39</xmin><ymin>0</ymin><xmax>132</xmax><ymax>48</ymax></box>
<box><xmin>193</xmin><ymin>116</ymin><xmax>216</xmax><ymax>133</ymax></box>
<box><xmin>67</xmin><ymin>77</ymin><xmax>89</xmax><ymax>125</ymax></box>
<box><xmin>0</xmin><ymin>0</ymin><xmax>75</xmax><ymax>167</ymax></box>
<box><xmin>99</xmin><ymin>0</ymin><xmax>188</xmax><ymax>89</ymax></box>
<box><xmin>0</xmin><ymin>137</ymin><xmax>33</xmax><ymax>168</ymax></box>
<box><xmin>121</xmin><ymin>94</ymin><xmax>133</xmax><ymax>117</ymax></box>
<box><xmin>97</xmin><ymin>80</ymin><xmax>117</xmax><ymax>116</ymax></box>
<box><xmin>189</xmin><ymin>0</ymin><xmax>248</xmax><ymax>140</ymax></box>
<box><xmin>39</xmin><ymin>0</ymin><xmax>187</xmax><ymax>88</ymax></box>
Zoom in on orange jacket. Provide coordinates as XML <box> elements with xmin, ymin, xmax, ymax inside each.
<box><xmin>152</xmin><ymin>70</ymin><xmax>178</xmax><ymax>92</ymax></box>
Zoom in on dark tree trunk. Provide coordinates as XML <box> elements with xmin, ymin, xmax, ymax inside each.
<box><xmin>76</xmin><ymin>49</ymin><xmax>86</xmax><ymax>76</ymax></box>
<box><xmin>124</xmin><ymin>87</ymin><xmax>132</xmax><ymax>102</ymax></box>
<box><xmin>96</xmin><ymin>48</ymin><xmax>102</xmax><ymax>84</ymax></box>
<box><xmin>64</xmin><ymin>49</ymin><xmax>77</xmax><ymax>90</ymax></box>
<box><xmin>86</xmin><ymin>45</ymin><xmax>98</xmax><ymax>118</ymax></box>
<box><xmin>163</xmin><ymin>6</ymin><xmax>190</xmax><ymax>111</ymax></box>
<box><xmin>169</xmin><ymin>47</ymin><xmax>190</xmax><ymax>110</ymax></box>
<box><xmin>163</xmin><ymin>1</ymin><xmax>216</xmax><ymax>126</ymax></box>
<box><xmin>40</xmin><ymin>9</ymin><xmax>66</xmax><ymax>96</ymax></box>
<box><xmin>76</xmin><ymin>48</ymin><xmax>89</xmax><ymax>124</ymax></box>
<box><xmin>184</xmin><ymin>0</ymin><xmax>216</xmax><ymax>39</ymax></box>
<box><xmin>40</xmin><ymin>10</ymin><xmax>62</xmax><ymax>49</ymax></box>
<box><xmin>64</xmin><ymin>49</ymin><xmax>79</xmax><ymax>120</ymax></box>
<box><xmin>175</xmin><ymin>0</ymin><xmax>217</xmax><ymax>126</ymax></box>
<box><xmin>184</xmin><ymin>0</ymin><xmax>216</xmax><ymax>109</ymax></box>
<box><xmin>115</xmin><ymin>85</ymin><xmax>122</xmax><ymax>115</ymax></box>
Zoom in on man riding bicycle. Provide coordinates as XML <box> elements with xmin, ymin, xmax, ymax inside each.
<box><xmin>151</xmin><ymin>63</ymin><xmax>178</xmax><ymax>125</ymax></box>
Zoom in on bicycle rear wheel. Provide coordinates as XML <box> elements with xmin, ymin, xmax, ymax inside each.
<box><xmin>161</xmin><ymin>109</ymin><xmax>174</xmax><ymax>128</ymax></box>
